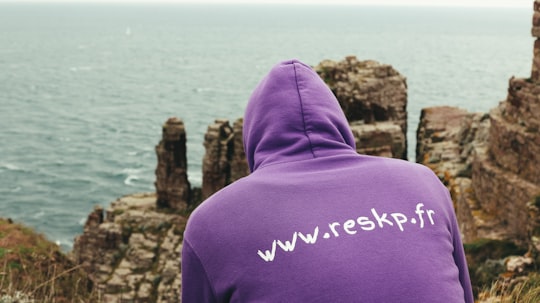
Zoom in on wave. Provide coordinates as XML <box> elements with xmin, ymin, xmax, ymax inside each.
<box><xmin>55</xmin><ymin>238</ymin><xmax>74</xmax><ymax>251</ymax></box>
<box><xmin>193</xmin><ymin>87</ymin><xmax>213</xmax><ymax>93</ymax></box>
<box><xmin>124</xmin><ymin>175</ymin><xmax>140</xmax><ymax>186</ymax></box>
<box><xmin>78</xmin><ymin>216</ymin><xmax>87</xmax><ymax>226</ymax></box>
<box><xmin>0</xmin><ymin>163</ymin><xmax>25</xmax><ymax>172</ymax></box>
<box><xmin>69</xmin><ymin>66</ymin><xmax>93</xmax><ymax>72</ymax></box>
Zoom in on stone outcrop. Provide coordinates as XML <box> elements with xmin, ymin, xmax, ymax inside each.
<box><xmin>201</xmin><ymin>118</ymin><xmax>249</xmax><ymax>200</ymax></box>
<box><xmin>72</xmin><ymin>193</ymin><xmax>185</xmax><ymax>302</ymax></box>
<box><xmin>202</xmin><ymin>119</ymin><xmax>234</xmax><ymax>200</ymax></box>
<box><xmin>417</xmin><ymin>6</ymin><xmax>540</xmax><ymax>245</ymax></box>
<box><xmin>315</xmin><ymin>56</ymin><xmax>408</xmax><ymax>159</ymax></box>
<box><xmin>74</xmin><ymin>120</ymin><xmax>190</xmax><ymax>302</ymax></box>
<box><xmin>230</xmin><ymin>118</ymin><xmax>250</xmax><ymax>183</ymax></box>
<box><xmin>416</xmin><ymin>106</ymin><xmax>491</xmax><ymax>241</ymax></box>
<box><xmin>350</xmin><ymin>121</ymin><xmax>405</xmax><ymax>158</ymax></box>
<box><xmin>155</xmin><ymin>117</ymin><xmax>190</xmax><ymax>211</ymax></box>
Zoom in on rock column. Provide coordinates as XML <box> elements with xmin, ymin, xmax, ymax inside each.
<box><xmin>155</xmin><ymin>117</ymin><xmax>191</xmax><ymax>211</ymax></box>
<box><xmin>201</xmin><ymin>119</ymin><xmax>234</xmax><ymax>200</ymax></box>
<box><xmin>230</xmin><ymin>118</ymin><xmax>250</xmax><ymax>183</ymax></box>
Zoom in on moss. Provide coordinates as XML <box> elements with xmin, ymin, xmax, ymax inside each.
<box><xmin>465</xmin><ymin>238</ymin><xmax>528</xmax><ymax>297</ymax></box>
<box><xmin>465</xmin><ymin>238</ymin><xmax>527</xmax><ymax>265</ymax></box>
<box><xmin>534</xmin><ymin>195</ymin><xmax>540</xmax><ymax>209</ymax></box>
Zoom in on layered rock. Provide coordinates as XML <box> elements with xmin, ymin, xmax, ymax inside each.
<box><xmin>201</xmin><ymin>118</ymin><xmax>249</xmax><ymax>199</ymax></box>
<box><xmin>229</xmin><ymin>118</ymin><xmax>250</xmax><ymax>183</ymax></box>
<box><xmin>155</xmin><ymin>117</ymin><xmax>190</xmax><ymax>211</ymax></box>
<box><xmin>315</xmin><ymin>56</ymin><xmax>408</xmax><ymax>159</ymax></box>
<box><xmin>416</xmin><ymin>106</ymin><xmax>491</xmax><ymax>241</ymax></box>
<box><xmin>417</xmin><ymin>5</ymin><xmax>540</xmax><ymax>245</ymax></box>
<box><xmin>350</xmin><ymin>121</ymin><xmax>405</xmax><ymax>158</ymax></box>
<box><xmin>201</xmin><ymin>119</ymin><xmax>234</xmax><ymax>200</ymax></box>
<box><xmin>72</xmin><ymin>193</ymin><xmax>185</xmax><ymax>302</ymax></box>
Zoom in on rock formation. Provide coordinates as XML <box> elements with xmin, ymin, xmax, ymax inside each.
<box><xmin>155</xmin><ymin>117</ymin><xmax>190</xmax><ymax>211</ymax></box>
<box><xmin>201</xmin><ymin>119</ymin><xmax>234</xmax><ymax>200</ymax></box>
<box><xmin>315</xmin><ymin>56</ymin><xmax>408</xmax><ymax>159</ymax></box>
<box><xmin>230</xmin><ymin>118</ymin><xmax>250</xmax><ymax>183</ymax></box>
<box><xmin>201</xmin><ymin>118</ymin><xmax>249</xmax><ymax>200</ymax></box>
<box><xmin>73</xmin><ymin>119</ymin><xmax>191</xmax><ymax>302</ymax></box>
<box><xmin>417</xmin><ymin>5</ymin><xmax>540</xmax><ymax>245</ymax></box>
<box><xmin>416</xmin><ymin>106</ymin><xmax>491</xmax><ymax>240</ymax></box>
<box><xmin>72</xmin><ymin>193</ymin><xmax>185</xmax><ymax>302</ymax></box>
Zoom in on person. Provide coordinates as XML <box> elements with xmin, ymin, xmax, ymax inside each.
<box><xmin>181</xmin><ymin>59</ymin><xmax>474</xmax><ymax>302</ymax></box>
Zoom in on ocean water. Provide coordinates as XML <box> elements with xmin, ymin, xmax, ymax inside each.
<box><xmin>0</xmin><ymin>3</ymin><xmax>532</xmax><ymax>250</ymax></box>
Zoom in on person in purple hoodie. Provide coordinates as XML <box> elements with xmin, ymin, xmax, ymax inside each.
<box><xmin>182</xmin><ymin>59</ymin><xmax>474</xmax><ymax>302</ymax></box>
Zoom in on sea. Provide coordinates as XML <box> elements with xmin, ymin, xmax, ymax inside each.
<box><xmin>0</xmin><ymin>3</ymin><xmax>533</xmax><ymax>251</ymax></box>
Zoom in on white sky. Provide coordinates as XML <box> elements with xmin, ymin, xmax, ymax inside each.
<box><xmin>0</xmin><ymin>0</ymin><xmax>533</xmax><ymax>7</ymax></box>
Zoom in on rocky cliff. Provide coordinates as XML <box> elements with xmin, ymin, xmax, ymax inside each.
<box><xmin>315</xmin><ymin>56</ymin><xmax>408</xmax><ymax>159</ymax></box>
<box><xmin>416</xmin><ymin>3</ymin><xmax>540</xmax><ymax>296</ymax></box>
<box><xmin>417</xmin><ymin>5</ymin><xmax>540</xmax><ymax>245</ymax></box>
<box><xmin>72</xmin><ymin>117</ymin><xmax>192</xmax><ymax>302</ymax></box>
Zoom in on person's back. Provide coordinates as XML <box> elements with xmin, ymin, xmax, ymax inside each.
<box><xmin>182</xmin><ymin>59</ymin><xmax>474</xmax><ymax>303</ymax></box>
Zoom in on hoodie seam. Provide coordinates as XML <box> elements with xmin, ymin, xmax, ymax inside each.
<box><xmin>292</xmin><ymin>62</ymin><xmax>316</xmax><ymax>159</ymax></box>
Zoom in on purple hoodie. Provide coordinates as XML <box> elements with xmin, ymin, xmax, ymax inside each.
<box><xmin>182</xmin><ymin>59</ymin><xmax>474</xmax><ymax>302</ymax></box>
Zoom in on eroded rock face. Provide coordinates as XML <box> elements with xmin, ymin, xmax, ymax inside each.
<box><xmin>202</xmin><ymin>119</ymin><xmax>234</xmax><ymax>200</ymax></box>
<box><xmin>155</xmin><ymin>117</ymin><xmax>190</xmax><ymax>211</ymax></box>
<box><xmin>416</xmin><ymin>106</ymin><xmax>491</xmax><ymax>241</ymax></box>
<box><xmin>315</xmin><ymin>56</ymin><xmax>408</xmax><ymax>159</ymax></box>
<box><xmin>417</xmin><ymin>6</ymin><xmax>540</xmax><ymax>245</ymax></box>
<box><xmin>230</xmin><ymin>118</ymin><xmax>250</xmax><ymax>183</ymax></box>
<box><xmin>350</xmin><ymin>121</ymin><xmax>405</xmax><ymax>158</ymax></box>
<box><xmin>201</xmin><ymin>118</ymin><xmax>250</xmax><ymax>199</ymax></box>
<box><xmin>72</xmin><ymin>193</ymin><xmax>185</xmax><ymax>303</ymax></box>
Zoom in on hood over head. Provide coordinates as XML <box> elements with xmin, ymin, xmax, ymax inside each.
<box><xmin>243</xmin><ymin>59</ymin><xmax>356</xmax><ymax>172</ymax></box>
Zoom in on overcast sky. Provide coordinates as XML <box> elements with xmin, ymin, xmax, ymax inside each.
<box><xmin>0</xmin><ymin>0</ymin><xmax>533</xmax><ymax>7</ymax></box>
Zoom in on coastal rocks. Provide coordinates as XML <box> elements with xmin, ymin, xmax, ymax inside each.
<box><xmin>417</xmin><ymin>5</ymin><xmax>540</xmax><ymax>246</ymax></box>
<box><xmin>202</xmin><ymin>119</ymin><xmax>234</xmax><ymax>200</ymax></box>
<box><xmin>315</xmin><ymin>56</ymin><xmax>408</xmax><ymax>159</ymax></box>
<box><xmin>230</xmin><ymin>118</ymin><xmax>250</xmax><ymax>183</ymax></box>
<box><xmin>350</xmin><ymin>121</ymin><xmax>405</xmax><ymax>158</ymax></box>
<box><xmin>201</xmin><ymin>118</ymin><xmax>249</xmax><ymax>199</ymax></box>
<box><xmin>155</xmin><ymin>117</ymin><xmax>191</xmax><ymax>211</ymax></box>
<box><xmin>470</xmin><ymin>78</ymin><xmax>540</xmax><ymax>244</ymax></box>
<box><xmin>416</xmin><ymin>106</ymin><xmax>491</xmax><ymax>241</ymax></box>
<box><xmin>72</xmin><ymin>193</ymin><xmax>185</xmax><ymax>302</ymax></box>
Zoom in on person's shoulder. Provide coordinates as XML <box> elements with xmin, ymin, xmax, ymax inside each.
<box><xmin>184</xmin><ymin>176</ymin><xmax>252</xmax><ymax>235</ymax></box>
<box><xmin>369</xmin><ymin>156</ymin><xmax>443</xmax><ymax>184</ymax></box>
<box><xmin>374</xmin><ymin>156</ymin><xmax>437</xmax><ymax>173</ymax></box>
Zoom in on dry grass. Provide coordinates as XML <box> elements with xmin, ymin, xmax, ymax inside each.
<box><xmin>478</xmin><ymin>273</ymin><xmax>540</xmax><ymax>303</ymax></box>
<box><xmin>0</xmin><ymin>218</ymin><xmax>96</xmax><ymax>302</ymax></box>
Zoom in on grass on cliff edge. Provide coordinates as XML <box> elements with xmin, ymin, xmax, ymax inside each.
<box><xmin>0</xmin><ymin>218</ymin><xmax>95</xmax><ymax>302</ymax></box>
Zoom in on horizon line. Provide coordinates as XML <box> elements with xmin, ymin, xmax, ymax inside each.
<box><xmin>0</xmin><ymin>0</ymin><xmax>531</xmax><ymax>8</ymax></box>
